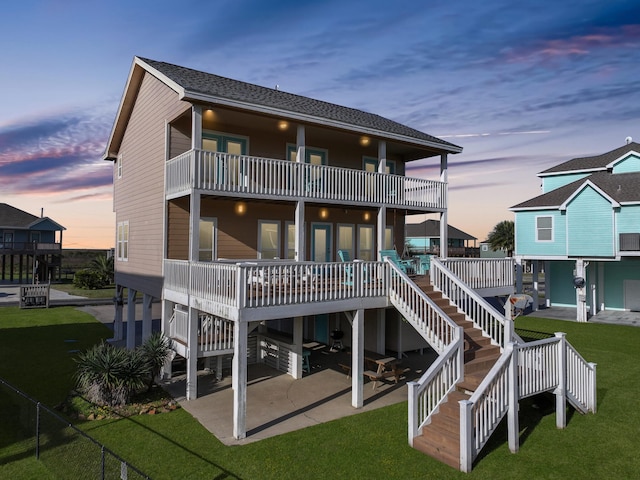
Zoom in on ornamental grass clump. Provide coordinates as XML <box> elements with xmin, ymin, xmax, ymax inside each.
<box><xmin>75</xmin><ymin>333</ymin><xmax>171</xmax><ymax>407</ymax></box>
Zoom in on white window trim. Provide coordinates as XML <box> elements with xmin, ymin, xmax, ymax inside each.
<box><xmin>198</xmin><ymin>217</ymin><xmax>217</xmax><ymax>262</ymax></box>
<box><xmin>117</xmin><ymin>154</ymin><xmax>123</xmax><ymax>179</ymax></box>
<box><xmin>116</xmin><ymin>221</ymin><xmax>129</xmax><ymax>261</ymax></box>
<box><xmin>258</xmin><ymin>220</ymin><xmax>281</xmax><ymax>259</ymax></box>
<box><xmin>535</xmin><ymin>215</ymin><xmax>553</xmax><ymax>242</ymax></box>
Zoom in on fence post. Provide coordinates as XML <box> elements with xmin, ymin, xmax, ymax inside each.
<box><xmin>459</xmin><ymin>399</ymin><xmax>473</xmax><ymax>473</ymax></box>
<box><xmin>407</xmin><ymin>381</ymin><xmax>417</xmax><ymax>446</ymax></box>
<box><xmin>555</xmin><ymin>332</ymin><xmax>567</xmax><ymax>428</ymax></box>
<box><xmin>589</xmin><ymin>362</ymin><xmax>598</xmax><ymax>413</ymax></box>
<box><xmin>35</xmin><ymin>402</ymin><xmax>41</xmax><ymax>460</ymax></box>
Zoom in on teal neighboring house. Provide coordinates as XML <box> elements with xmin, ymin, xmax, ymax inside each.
<box><xmin>0</xmin><ymin>203</ymin><xmax>65</xmax><ymax>283</ymax></box>
<box><xmin>511</xmin><ymin>141</ymin><xmax>640</xmax><ymax>319</ymax></box>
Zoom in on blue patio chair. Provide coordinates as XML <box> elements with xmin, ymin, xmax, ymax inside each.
<box><xmin>338</xmin><ymin>249</ymin><xmax>354</xmax><ymax>286</ymax></box>
<box><xmin>379</xmin><ymin>249</ymin><xmax>414</xmax><ymax>274</ymax></box>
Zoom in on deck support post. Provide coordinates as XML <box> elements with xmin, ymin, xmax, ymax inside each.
<box><xmin>112</xmin><ymin>284</ymin><xmax>124</xmax><ymax>342</ymax></box>
<box><xmin>233</xmin><ymin>320</ymin><xmax>248</xmax><ymax>439</ymax></box>
<box><xmin>351</xmin><ymin>309</ymin><xmax>364</xmax><ymax>408</ymax></box>
<box><xmin>142</xmin><ymin>293</ymin><xmax>153</xmax><ymax>343</ymax></box>
<box><xmin>126</xmin><ymin>288</ymin><xmax>137</xmax><ymax>350</ymax></box>
<box><xmin>186</xmin><ymin>306</ymin><xmax>199</xmax><ymax>400</ymax></box>
<box><xmin>161</xmin><ymin>299</ymin><xmax>173</xmax><ymax>380</ymax></box>
<box><xmin>292</xmin><ymin>316</ymin><xmax>304</xmax><ymax>379</ymax></box>
<box><xmin>531</xmin><ymin>261</ymin><xmax>539</xmax><ymax>311</ymax></box>
<box><xmin>555</xmin><ymin>332</ymin><xmax>567</xmax><ymax>428</ymax></box>
<box><xmin>515</xmin><ymin>257</ymin><xmax>523</xmax><ymax>294</ymax></box>
<box><xmin>507</xmin><ymin>344</ymin><xmax>519</xmax><ymax>453</ymax></box>
<box><xmin>439</xmin><ymin>153</ymin><xmax>448</xmax><ymax>258</ymax></box>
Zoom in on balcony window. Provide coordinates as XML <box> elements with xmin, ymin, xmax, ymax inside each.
<box><xmin>358</xmin><ymin>225</ymin><xmax>374</xmax><ymax>261</ymax></box>
<box><xmin>287</xmin><ymin>145</ymin><xmax>327</xmax><ymax>165</ymax></box>
<box><xmin>199</xmin><ymin>218</ymin><xmax>217</xmax><ymax>261</ymax></box>
<box><xmin>536</xmin><ymin>216</ymin><xmax>553</xmax><ymax>242</ymax></box>
<box><xmin>286</xmin><ymin>222</ymin><xmax>295</xmax><ymax>259</ymax></box>
<box><xmin>117</xmin><ymin>154</ymin><xmax>123</xmax><ymax>179</ymax></box>
<box><xmin>116</xmin><ymin>221</ymin><xmax>129</xmax><ymax>261</ymax></box>
<box><xmin>259</xmin><ymin>221</ymin><xmax>280</xmax><ymax>259</ymax></box>
<box><xmin>337</xmin><ymin>224</ymin><xmax>355</xmax><ymax>260</ymax></box>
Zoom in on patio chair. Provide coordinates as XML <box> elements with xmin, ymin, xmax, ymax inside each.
<box><xmin>379</xmin><ymin>249</ymin><xmax>414</xmax><ymax>274</ymax></box>
<box><xmin>414</xmin><ymin>254</ymin><xmax>431</xmax><ymax>275</ymax></box>
<box><xmin>338</xmin><ymin>249</ymin><xmax>354</xmax><ymax>286</ymax></box>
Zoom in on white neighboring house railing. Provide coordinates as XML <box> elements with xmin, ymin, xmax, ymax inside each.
<box><xmin>460</xmin><ymin>333</ymin><xmax>597</xmax><ymax>472</ymax></box>
<box><xmin>439</xmin><ymin>258</ymin><xmax>514</xmax><ymax>290</ymax></box>
<box><xmin>165</xmin><ymin>149</ymin><xmax>446</xmax><ymax>210</ymax></box>
<box><xmin>430</xmin><ymin>257</ymin><xmax>513</xmax><ymax>348</ymax></box>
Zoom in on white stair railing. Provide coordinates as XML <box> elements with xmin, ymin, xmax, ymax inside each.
<box><xmin>198</xmin><ymin>315</ymin><xmax>234</xmax><ymax>352</ymax></box>
<box><xmin>430</xmin><ymin>257</ymin><xmax>512</xmax><ymax>348</ymax></box>
<box><xmin>460</xmin><ymin>333</ymin><xmax>597</xmax><ymax>471</ymax></box>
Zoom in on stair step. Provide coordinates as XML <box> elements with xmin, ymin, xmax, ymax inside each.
<box><xmin>414</xmin><ymin>426</ymin><xmax>461</xmax><ymax>469</ymax></box>
<box><xmin>465</xmin><ymin>345</ymin><xmax>500</xmax><ymax>362</ymax></box>
<box><xmin>465</xmin><ymin>353</ymin><xmax>500</xmax><ymax>374</ymax></box>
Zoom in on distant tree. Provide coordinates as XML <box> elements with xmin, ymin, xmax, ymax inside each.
<box><xmin>487</xmin><ymin>220</ymin><xmax>515</xmax><ymax>257</ymax></box>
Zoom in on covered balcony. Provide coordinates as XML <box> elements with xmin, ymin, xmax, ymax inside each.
<box><xmin>166</xmin><ymin>149</ymin><xmax>446</xmax><ymax>211</ymax></box>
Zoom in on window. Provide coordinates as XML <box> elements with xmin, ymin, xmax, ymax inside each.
<box><xmin>199</xmin><ymin>218</ymin><xmax>217</xmax><ymax>261</ymax></box>
<box><xmin>364</xmin><ymin>156</ymin><xmax>395</xmax><ymax>174</ymax></box>
<box><xmin>536</xmin><ymin>216</ymin><xmax>553</xmax><ymax>242</ymax></box>
<box><xmin>337</xmin><ymin>224</ymin><xmax>355</xmax><ymax>260</ymax></box>
<box><xmin>116</xmin><ymin>221</ymin><xmax>129</xmax><ymax>261</ymax></box>
<box><xmin>385</xmin><ymin>226</ymin><xmax>393</xmax><ymax>250</ymax></box>
<box><xmin>30</xmin><ymin>232</ymin><xmax>41</xmax><ymax>244</ymax></box>
<box><xmin>286</xmin><ymin>222</ymin><xmax>296</xmax><ymax>259</ymax></box>
<box><xmin>259</xmin><ymin>221</ymin><xmax>280</xmax><ymax>259</ymax></box>
<box><xmin>482</xmin><ymin>244</ymin><xmax>489</xmax><ymax>252</ymax></box>
<box><xmin>117</xmin><ymin>154</ymin><xmax>123</xmax><ymax>179</ymax></box>
<box><xmin>358</xmin><ymin>225</ymin><xmax>374</xmax><ymax>261</ymax></box>
<box><xmin>287</xmin><ymin>145</ymin><xmax>328</xmax><ymax>165</ymax></box>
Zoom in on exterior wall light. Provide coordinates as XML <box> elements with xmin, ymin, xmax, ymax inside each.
<box><xmin>363</xmin><ymin>211</ymin><xmax>370</xmax><ymax>221</ymax></box>
<box><xmin>360</xmin><ymin>136</ymin><xmax>371</xmax><ymax>147</ymax></box>
<box><xmin>278</xmin><ymin>121</ymin><xmax>289</xmax><ymax>131</ymax></box>
<box><xmin>319</xmin><ymin>208</ymin><xmax>329</xmax><ymax>219</ymax></box>
<box><xmin>235</xmin><ymin>202</ymin><xmax>247</xmax><ymax>215</ymax></box>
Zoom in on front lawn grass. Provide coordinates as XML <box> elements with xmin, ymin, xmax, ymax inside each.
<box><xmin>52</xmin><ymin>281</ymin><xmax>122</xmax><ymax>299</ymax></box>
<box><xmin>1</xmin><ymin>307</ymin><xmax>639</xmax><ymax>479</ymax></box>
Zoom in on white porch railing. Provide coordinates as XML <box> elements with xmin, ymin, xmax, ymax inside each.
<box><xmin>408</xmin><ymin>338</ymin><xmax>463</xmax><ymax>446</ymax></box>
<box><xmin>168</xmin><ymin>307</ymin><xmax>188</xmax><ymax>344</ymax></box>
<box><xmin>165</xmin><ymin>149</ymin><xmax>446</xmax><ymax>210</ymax></box>
<box><xmin>430</xmin><ymin>257</ymin><xmax>512</xmax><ymax>348</ymax></box>
<box><xmin>460</xmin><ymin>344</ymin><xmax>514</xmax><ymax>472</ymax></box>
<box><xmin>439</xmin><ymin>258</ymin><xmax>514</xmax><ymax>290</ymax></box>
<box><xmin>460</xmin><ymin>333</ymin><xmax>597</xmax><ymax>471</ymax></box>
<box><xmin>164</xmin><ymin>259</ymin><xmax>388</xmax><ymax>311</ymax></box>
<box><xmin>387</xmin><ymin>260</ymin><xmax>459</xmax><ymax>353</ymax></box>
<box><xmin>199</xmin><ymin>315</ymin><xmax>234</xmax><ymax>352</ymax></box>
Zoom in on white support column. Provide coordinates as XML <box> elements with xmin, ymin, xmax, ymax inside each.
<box><xmin>161</xmin><ymin>299</ymin><xmax>173</xmax><ymax>380</ymax></box>
<box><xmin>575</xmin><ymin>259</ymin><xmax>587</xmax><ymax>323</ymax></box>
<box><xmin>186</xmin><ymin>307</ymin><xmax>199</xmax><ymax>400</ymax></box>
<box><xmin>233</xmin><ymin>320</ymin><xmax>248</xmax><ymax>439</ymax></box>
<box><xmin>292</xmin><ymin>316</ymin><xmax>304</xmax><ymax>379</ymax></box>
<box><xmin>531</xmin><ymin>261</ymin><xmax>539</xmax><ymax>311</ymax></box>
<box><xmin>351</xmin><ymin>309</ymin><xmax>365</xmax><ymax>408</ymax></box>
<box><xmin>295</xmin><ymin>125</ymin><xmax>306</xmax><ymax>262</ymax></box>
<box><xmin>126</xmin><ymin>289</ymin><xmax>137</xmax><ymax>350</ymax></box>
<box><xmin>191</xmin><ymin>105</ymin><xmax>202</xmax><ymax>149</ymax></box>
<box><xmin>112</xmin><ymin>284</ymin><xmax>124</xmax><ymax>342</ymax></box>
<box><xmin>460</xmin><ymin>399</ymin><xmax>472</xmax><ymax>473</ymax></box>
<box><xmin>295</xmin><ymin>201</ymin><xmax>305</xmax><ymax>261</ymax></box>
<box><xmin>544</xmin><ymin>261</ymin><xmax>551</xmax><ymax>307</ymax></box>
<box><xmin>189</xmin><ymin>193</ymin><xmax>201</xmax><ymax>262</ymax></box>
<box><xmin>377</xmin><ymin>206</ymin><xmax>386</xmax><ymax>260</ymax></box>
<box><xmin>378</xmin><ymin>140</ymin><xmax>386</xmax><ymax>174</ymax></box>
<box><xmin>142</xmin><ymin>293</ymin><xmax>153</xmax><ymax>343</ymax></box>
<box><xmin>439</xmin><ymin>153</ymin><xmax>448</xmax><ymax>259</ymax></box>
<box><xmin>507</xmin><ymin>344</ymin><xmax>519</xmax><ymax>453</ymax></box>
<box><xmin>515</xmin><ymin>257</ymin><xmax>523</xmax><ymax>294</ymax></box>
<box><xmin>555</xmin><ymin>332</ymin><xmax>567</xmax><ymax>428</ymax></box>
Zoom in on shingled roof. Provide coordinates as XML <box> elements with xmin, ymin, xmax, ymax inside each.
<box><xmin>135</xmin><ymin>57</ymin><xmax>461</xmax><ymax>153</ymax></box>
<box><xmin>406</xmin><ymin>219</ymin><xmax>476</xmax><ymax>240</ymax></box>
<box><xmin>511</xmin><ymin>171</ymin><xmax>640</xmax><ymax>210</ymax></box>
<box><xmin>0</xmin><ymin>203</ymin><xmax>65</xmax><ymax>230</ymax></box>
<box><xmin>539</xmin><ymin>142</ymin><xmax>640</xmax><ymax>176</ymax></box>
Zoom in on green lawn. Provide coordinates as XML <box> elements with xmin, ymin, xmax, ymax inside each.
<box><xmin>52</xmin><ymin>282</ymin><xmax>121</xmax><ymax>299</ymax></box>
<box><xmin>1</xmin><ymin>307</ymin><xmax>638</xmax><ymax>479</ymax></box>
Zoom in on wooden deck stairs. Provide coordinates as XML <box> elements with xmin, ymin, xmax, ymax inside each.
<box><xmin>410</xmin><ymin>276</ymin><xmax>501</xmax><ymax>469</ymax></box>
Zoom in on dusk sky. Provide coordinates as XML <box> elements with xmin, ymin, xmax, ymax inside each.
<box><xmin>1</xmin><ymin>0</ymin><xmax>639</xmax><ymax>249</ymax></box>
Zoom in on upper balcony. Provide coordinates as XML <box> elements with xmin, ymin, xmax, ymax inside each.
<box><xmin>166</xmin><ymin>149</ymin><xmax>446</xmax><ymax>212</ymax></box>
<box><xmin>0</xmin><ymin>242</ymin><xmax>62</xmax><ymax>254</ymax></box>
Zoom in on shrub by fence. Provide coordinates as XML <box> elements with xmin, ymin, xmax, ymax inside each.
<box><xmin>0</xmin><ymin>377</ymin><xmax>150</xmax><ymax>479</ymax></box>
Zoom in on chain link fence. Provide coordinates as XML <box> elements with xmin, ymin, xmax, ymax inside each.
<box><xmin>0</xmin><ymin>377</ymin><xmax>150</xmax><ymax>479</ymax></box>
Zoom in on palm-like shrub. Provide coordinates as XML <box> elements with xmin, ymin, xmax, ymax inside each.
<box><xmin>90</xmin><ymin>255</ymin><xmax>114</xmax><ymax>285</ymax></box>
<box><xmin>75</xmin><ymin>342</ymin><xmax>149</xmax><ymax>406</ymax></box>
<box><xmin>140</xmin><ymin>332</ymin><xmax>172</xmax><ymax>391</ymax></box>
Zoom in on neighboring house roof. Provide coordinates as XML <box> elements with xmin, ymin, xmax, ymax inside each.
<box><xmin>104</xmin><ymin>56</ymin><xmax>462</xmax><ymax>160</ymax></box>
<box><xmin>0</xmin><ymin>203</ymin><xmax>66</xmax><ymax>231</ymax></box>
<box><xmin>406</xmin><ymin>219</ymin><xmax>476</xmax><ymax>240</ymax></box>
<box><xmin>511</xmin><ymin>171</ymin><xmax>640</xmax><ymax>210</ymax></box>
<box><xmin>538</xmin><ymin>142</ymin><xmax>640</xmax><ymax>176</ymax></box>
